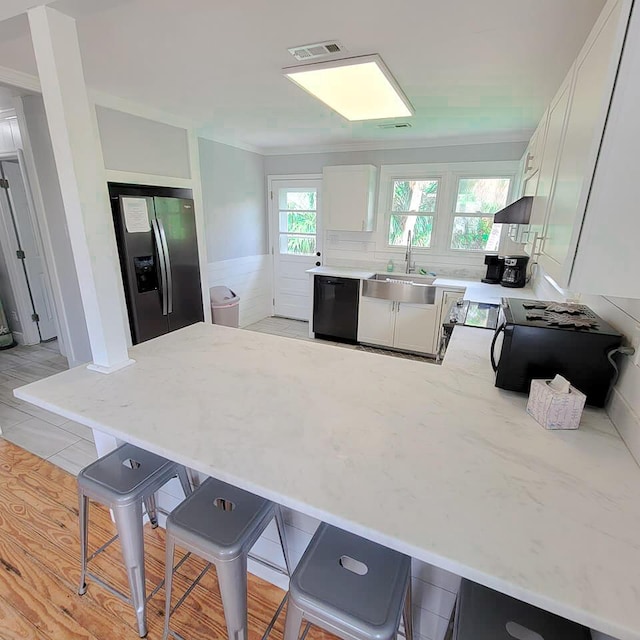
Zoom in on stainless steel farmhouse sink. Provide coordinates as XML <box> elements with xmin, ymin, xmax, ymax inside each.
<box><xmin>363</xmin><ymin>274</ymin><xmax>437</xmax><ymax>304</ymax></box>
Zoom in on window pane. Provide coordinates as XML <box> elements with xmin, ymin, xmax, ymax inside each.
<box><xmin>392</xmin><ymin>180</ymin><xmax>438</xmax><ymax>212</ymax></box>
<box><xmin>279</xmin><ymin>234</ymin><xmax>316</xmax><ymax>255</ymax></box>
<box><xmin>279</xmin><ymin>210</ymin><xmax>316</xmax><ymax>234</ymax></box>
<box><xmin>388</xmin><ymin>214</ymin><xmax>433</xmax><ymax>247</ymax></box>
<box><xmin>455</xmin><ymin>178</ymin><xmax>510</xmax><ymax>214</ymax></box>
<box><xmin>451</xmin><ymin>216</ymin><xmax>502</xmax><ymax>251</ymax></box>
<box><xmin>279</xmin><ymin>189</ymin><xmax>317</xmax><ymax>211</ymax></box>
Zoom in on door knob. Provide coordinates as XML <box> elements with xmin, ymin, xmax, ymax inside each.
<box><xmin>315</xmin><ymin>261</ymin><xmax>321</xmax><ymax>266</ymax></box>
<box><xmin>316</xmin><ymin>251</ymin><xmax>321</xmax><ymax>256</ymax></box>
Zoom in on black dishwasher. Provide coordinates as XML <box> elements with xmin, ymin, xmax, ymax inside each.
<box><xmin>313</xmin><ymin>276</ymin><xmax>360</xmax><ymax>343</ymax></box>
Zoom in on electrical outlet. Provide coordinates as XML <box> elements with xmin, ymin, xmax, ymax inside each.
<box><xmin>9</xmin><ymin>311</ymin><xmax>18</xmax><ymax>323</ymax></box>
<box><xmin>632</xmin><ymin>325</ymin><xmax>640</xmax><ymax>367</ymax></box>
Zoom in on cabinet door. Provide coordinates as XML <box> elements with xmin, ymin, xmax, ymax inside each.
<box><xmin>528</xmin><ymin>72</ymin><xmax>572</xmax><ymax>238</ymax></box>
<box><xmin>357</xmin><ymin>296</ymin><xmax>395</xmax><ymax>347</ymax></box>
<box><xmin>539</xmin><ymin>0</ymin><xmax>623</xmax><ymax>285</ymax></box>
<box><xmin>393</xmin><ymin>302</ymin><xmax>438</xmax><ymax>355</ymax></box>
<box><xmin>522</xmin><ymin>112</ymin><xmax>546</xmax><ymax>180</ymax></box>
<box><xmin>322</xmin><ymin>165</ymin><xmax>376</xmax><ymax>231</ymax></box>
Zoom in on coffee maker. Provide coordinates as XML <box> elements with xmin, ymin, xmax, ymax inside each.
<box><xmin>481</xmin><ymin>254</ymin><xmax>505</xmax><ymax>284</ymax></box>
<box><xmin>501</xmin><ymin>255</ymin><xmax>529</xmax><ymax>288</ymax></box>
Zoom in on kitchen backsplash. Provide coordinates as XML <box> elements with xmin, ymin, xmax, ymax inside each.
<box><xmin>322</xmin><ymin>230</ymin><xmax>487</xmax><ymax>280</ymax></box>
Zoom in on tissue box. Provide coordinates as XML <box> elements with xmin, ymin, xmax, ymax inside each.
<box><xmin>527</xmin><ymin>378</ymin><xmax>587</xmax><ymax>430</ymax></box>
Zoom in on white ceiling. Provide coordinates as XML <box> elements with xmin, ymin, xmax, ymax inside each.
<box><xmin>0</xmin><ymin>0</ymin><xmax>607</xmax><ymax>152</ymax></box>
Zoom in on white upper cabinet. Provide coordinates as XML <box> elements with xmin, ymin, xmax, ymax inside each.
<box><xmin>520</xmin><ymin>0</ymin><xmax>635</xmax><ymax>296</ymax></box>
<box><xmin>570</xmin><ymin>0</ymin><xmax>640</xmax><ymax>297</ymax></box>
<box><xmin>538</xmin><ymin>0</ymin><xmax>625</xmax><ymax>286</ymax></box>
<box><xmin>528</xmin><ymin>76</ymin><xmax>572</xmax><ymax>240</ymax></box>
<box><xmin>322</xmin><ymin>165</ymin><xmax>377</xmax><ymax>232</ymax></box>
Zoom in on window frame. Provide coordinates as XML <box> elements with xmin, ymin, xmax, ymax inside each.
<box><xmin>449</xmin><ymin>174</ymin><xmax>514</xmax><ymax>253</ymax></box>
<box><xmin>376</xmin><ymin>161</ymin><xmax>519</xmax><ymax>257</ymax></box>
<box><xmin>388</xmin><ymin>177</ymin><xmax>441</xmax><ymax>249</ymax></box>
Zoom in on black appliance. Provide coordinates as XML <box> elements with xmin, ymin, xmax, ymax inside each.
<box><xmin>109</xmin><ymin>183</ymin><xmax>204</xmax><ymax>345</ymax></box>
<box><xmin>492</xmin><ymin>195</ymin><xmax>533</xmax><ymax>224</ymax></box>
<box><xmin>491</xmin><ymin>298</ymin><xmax>622</xmax><ymax>407</ymax></box>
<box><xmin>313</xmin><ymin>276</ymin><xmax>359</xmax><ymax>343</ymax></box>
<box><xmin>481</xmin><ymin>254</ymin><xmax>505</xmax><ymax>284</ymax></box>
<box><xmin>501</xmin><ymin>255</ymin><xmax>529</xmax><ymax>288</ymax></box>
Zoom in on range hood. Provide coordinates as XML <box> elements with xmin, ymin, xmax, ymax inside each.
<box><xmin>493</xmin><ymin>196</ymin><xmax>533</xmax><ymax>224</ymax></box>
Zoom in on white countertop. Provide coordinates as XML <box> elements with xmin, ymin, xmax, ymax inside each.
<box><xmin>432</xmin><ymin>277</ymin><xmax>536</xmax><ymax>304</ymax></box>
<box><xmin>306</xmin><ymin>266</ymin><xmax>376</xmax><ymax>279</ymax></box>
<box><xmin>14</xmin><ymin>323</ymin><xmax>640</xmax><ymax>640</ymax></box>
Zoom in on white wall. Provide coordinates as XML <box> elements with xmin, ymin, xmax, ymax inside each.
<box><xmin>20</xmin><ymin>94</ymin><xmax>92</xmax><ymax>364</ymax></box>
<box><xmin>533</xmin><ymin>266</ymin><xmax>640</xmax><ymax>466</ymax></box>
<box><xmin>199</xmin><ymin>138</ymin><xmax>271</xmax><ymax>326</ymax></box>
<box><xmin>266</xmin><ymin>143</ymin><xmax>527</xmax><ymax>280</ymax></box>
<box><xmin>95</xmin><ymin>106</ymin><xmax>191</xmax><ymax>179</ymax></box>
<box><xmin>264</xmin><ymin>141</ymin><xmax>527</xmax><ymax>175</ymax></box>
<box><xmin>199</xmin><ymin>138</ymin><xmax>267</xmax><ymax>260</ymax></box>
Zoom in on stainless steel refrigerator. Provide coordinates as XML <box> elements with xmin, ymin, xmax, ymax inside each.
<box><xmin>109</xmin><ymin>183</ymin><xmax>204</xmax><ymax>344</ymax></box>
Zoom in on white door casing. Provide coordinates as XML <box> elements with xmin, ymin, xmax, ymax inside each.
<box><xmin>1</xmin><ymin>158</ymin><xmax>58</xmax><ymax>341</ymax></box>
<box><xmin>269</xmin><ymin>177</ymin><xmax>322</xmax><ymax>321</ymax></box>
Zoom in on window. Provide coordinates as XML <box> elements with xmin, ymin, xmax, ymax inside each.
<box><xmin>451</xmin><ymin>177</ymin><xmax>511</xmax><ymax>251</ymax></box>
<box><xmin>278</xmin><ymin>188</ymin><xmax>317</xmax><ymax>255</ymax></box>
<box><xmin>388</xmin><ymin>179</ymin><xmax>438</xmax><ymax>248</ymax></box>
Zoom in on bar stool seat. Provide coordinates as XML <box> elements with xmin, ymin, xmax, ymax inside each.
<box><xmin>163</xmin><ymin>476</ymin><xmax>291</xmax><ymax>640</ymax></box>
<box><xmin>284</xmin><ymin>523</ymin><xmax>413</xmax><ymax>640</ymax></box>
<box><xmin>77</xmin><ymin>443</ymin><xmax>191</xmax><ymax>638</ymax></box>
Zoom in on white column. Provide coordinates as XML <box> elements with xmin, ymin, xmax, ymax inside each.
<box><xmin>28</xmin><ymin>6</ymin><xmax>133</xmax><ymax>373</ymax></box>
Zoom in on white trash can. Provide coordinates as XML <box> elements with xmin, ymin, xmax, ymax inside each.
<box><xmin>210</xmin><ymin>286</ymin><xmax>240</xmax><ymax>328</ymax></box>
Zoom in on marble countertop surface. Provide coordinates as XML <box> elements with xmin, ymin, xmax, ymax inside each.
<box><xmin>432</xmin><ymin>277</ymin><xmax>537</xmax><ymax>304</ymax></box>
<box><xmin>14</xmin><ymin>322</ymin><xmax>640</xmax><ymax>640</ymax></box>
<box><xmin>306</xmin><ymin>266</ymin><xmax>377</xmax><ymax>279</ymax></box>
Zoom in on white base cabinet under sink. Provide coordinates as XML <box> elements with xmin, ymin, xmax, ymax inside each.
<box><xmin>358</xmin><ymin>296</ymin><xmax>438</xmax><ymax>355</ymax></box>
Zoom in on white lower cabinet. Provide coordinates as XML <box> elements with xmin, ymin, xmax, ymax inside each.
<box><xmin>357</xmin><ymin>297</ymin><xmax>395</xmax><ymax>347</ymax></box>
<box><xmin>358</xmin><ymin>296</ymin><xmax>438</xmax><ymax>355</ymax></box>
<box><xmin>394</xmin><ymin>303</ymin><xmax>438</xmax><ymax>354</ymax></box>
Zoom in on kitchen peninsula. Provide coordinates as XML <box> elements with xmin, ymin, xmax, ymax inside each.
<box><xmin>14</xmin><ymin>322</ymin><xmax>640</xmax><ymax>640</ymax></box>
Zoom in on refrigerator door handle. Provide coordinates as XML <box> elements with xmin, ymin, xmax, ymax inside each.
<box><xmin>152</xmin><ymin>218</ymin><xmax>168</xmax><ymax>316</ymax></box>
<box><xmin>157</xmin><ymin>218</ymin><xmax>173</xmax><ymax>314</ymax></box>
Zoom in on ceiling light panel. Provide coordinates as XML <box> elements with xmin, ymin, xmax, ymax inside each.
<box><xmin>284</xmin><ymin>55</ymin><xmax>413</xmax><ymax>121</ymax></box>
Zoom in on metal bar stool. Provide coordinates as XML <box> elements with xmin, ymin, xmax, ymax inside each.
<box><xmin>283</xmin><ymin>523</ymin><xmax>413</xmax><ymax>640</ymax></box>
<box><xmin>77</xmin><ymin>443</ymin><xmax>192</xmax><ymax>638</ymax></box>
<box><xmin>162</xmin><ymin>476</ymin><xmax>292</xmax><ymax>640</ymax></box>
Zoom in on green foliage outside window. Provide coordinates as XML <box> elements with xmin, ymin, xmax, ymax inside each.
<box><xmin>279</xmin><ymin>189</ymin><xmax>317</xmax><ymax>255</ymax></box>
<box><xmin>388</xmin><ymin>179</ymin><xmax>437</xmax><ymax>247</ymax></box>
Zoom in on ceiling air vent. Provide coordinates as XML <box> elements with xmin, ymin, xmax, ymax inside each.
<box><xmin>288</xmin><ymin>41</ymin><xmax>345</xmax><ymax>61</ymax></box>
<box><xmin>377</xmin><ymin>122</ymin><xmax>412</xmax><ymax>129</ymax></box>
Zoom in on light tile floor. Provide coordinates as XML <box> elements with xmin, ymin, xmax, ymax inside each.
<box><xmin>245</xmin><ymin>317</ymin><xmax>437</xmax><ymax>363</ymax></box>
<box><xmin>0</xmin><ymin>340</ymin><xmax>98</xmax><ymax>474</ymax></box>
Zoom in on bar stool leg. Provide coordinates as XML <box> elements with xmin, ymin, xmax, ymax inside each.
<box><xmin>178</xmin><ymin>466</ymin><xmax>194</xmax><ymax>495</ymax></box>
<box><xmin>113</xmin><ymin>501</ymin><xmax>148</xmax><ymax>638</ymax></box>
<box><xmin>283</xmin><ymin>598</ymin><xmax>305</xmax><ymax>640</ymax></box>
<box><xmin>403</xmin><ymin>579</ymin><xmax>414</xmax><ymax>640</ymax></box>
<box><xmin>143</xmin><ymin>493</ymin><xmax>158</xmax><ymax>528</ymax></box>
<box><xmin>77</xmin><ymin>490</ymin><xmax>89</xmax><ymax>596</ymax></box>
<box><xmin>216</xmin><ymin>554</ymin><xmax>249</xmax><ymax>640</ymax></box>
<box><xmin>274</xmin><ymin>505</ymin><xmax>292</xmax><ymax>576</ymax></box>
<box><xmin>162</xmin><ymin>532</ymin><xmax>176</xmax><ymax>640</ymax></box>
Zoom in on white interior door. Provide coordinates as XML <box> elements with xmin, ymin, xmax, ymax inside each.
<box><xmin>1</xmin><ymin>158</ymin><xmax>57</xmax><ymax>341</ymax></box>
<box><xmin>270</xmin><ymin>179</ymin><xmax>322</xmax><ymax>320</ymax></box>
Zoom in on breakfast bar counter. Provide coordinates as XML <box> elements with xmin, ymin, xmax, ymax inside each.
<box><xmin>14</xmin><ymin>322</ymin><xmax>640</xmax><ymax>640</ymax></box>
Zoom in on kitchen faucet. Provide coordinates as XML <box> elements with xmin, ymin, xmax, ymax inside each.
<box><xmin>405</xmin><ymin>230</ymin><xmax>415</xmax><ymax>274</ymax></box>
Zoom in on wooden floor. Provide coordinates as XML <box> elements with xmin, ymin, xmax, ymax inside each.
<box><xmin>0</xmin><ymin>439</ymin><xmax>337</xmax><ymax>640</ymax></box>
